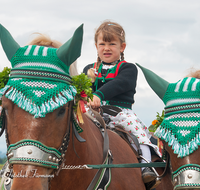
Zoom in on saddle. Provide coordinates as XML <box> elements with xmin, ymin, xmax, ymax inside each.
<box><xmin>85</xmin><ymin>105</ymin><xmax>165</xmax><ymax>190</ymax></box>
<box><xmin>99</xmin><ymin>105</ymin><xmax>142</xmax><ymax>159</ymax></box>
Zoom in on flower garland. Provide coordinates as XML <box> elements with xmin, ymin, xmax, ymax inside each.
<box><xmin>149</xmin><ymin>110</ymin><xmax>164</xmax><ymax>132</ymax></box>
<box><xmin>0</xmin><ymin>67</ymin><xmax>11</xmax><ymax>105</ymax></box>
<box><xmin>72</xmin><ymin>73</ymin><xmax>93</xmax><ymax>124</ymax></box>
<box><xmin>149</xmin><ymin>110</ymin><xmax>165</xmax><ymax>157</ymax></box>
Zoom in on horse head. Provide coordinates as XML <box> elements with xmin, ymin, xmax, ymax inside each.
<box><xmin>137</xmin><ymin>63</ymin><xmax>200</xmax><ymax>190</ymax></box>
<box><xmin>0</xmin><ymin>23</ymin><xmax>83</xmax><ymax>190</ymax></box>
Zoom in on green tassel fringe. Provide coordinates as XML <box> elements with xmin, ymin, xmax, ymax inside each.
<box><xmin>155</xmin><ymin>127</ymin><xmax>200</xmax><ymax>158</ymax></box>
<box><xmin>0</xmin><ymin>84</ymin><xmax>76</xmax><ymax>118</ymax></box>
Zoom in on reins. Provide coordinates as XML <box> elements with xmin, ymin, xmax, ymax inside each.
<box><xmin>0</xmin><ymin>108</ymin><xmax>6</xmax><ymax>137</ymax></box>
<box><xmin>84</xmin><ymin>106</ymin><xmax>170</xmax><ymax>184</ymax></box>
<box><xmin>85</xmin><ymin>107</ymin><xmax>112</xmax><ymax>190</ymax></box>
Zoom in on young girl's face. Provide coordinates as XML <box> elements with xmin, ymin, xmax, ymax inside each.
<box><xmin>95</xmin><ymin>32</ymin><xmax>126</xmax><ymax>63</ymax></box>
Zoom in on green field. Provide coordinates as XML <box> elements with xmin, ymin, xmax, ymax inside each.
<box><xmin>0</xmin><ymin>165</ymin><xmax>2</xmax><ymax>184</ymax></box>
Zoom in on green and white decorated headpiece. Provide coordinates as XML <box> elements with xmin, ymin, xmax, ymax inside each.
<box><xmin>137</xmin><ymin>63</ymin><xmax>200</xmax><ymax>158</ymax></box>
<box><xmin>0</xmin><ymin>24</ymin><xmax>84</xmax><ymax>118</ymax></box>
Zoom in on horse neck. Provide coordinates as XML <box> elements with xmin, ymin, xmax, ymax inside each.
<box><xmin>65</xmin><ymin>113</ymin><xmax>104</xmax><ymax>165</ymax></box>
<box><xmin>50</xmin><ymin>114</ymin><xmax>104</xmax><ymax>189</ymax></box>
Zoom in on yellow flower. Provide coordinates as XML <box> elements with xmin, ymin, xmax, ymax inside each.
<box><xmin>152</xmin><ymin>120</ymin><xmax>158</xmax><ymax>126</ymax></box>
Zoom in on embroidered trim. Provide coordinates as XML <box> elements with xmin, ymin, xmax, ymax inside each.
<box><xmin>165</xmin><ymin>103</ymin><xmax>200</xmax><ymax>116</ymax></box>
<box><xmin>10</xmin><ymin>69</ymin><xmax>72</xmax><ymax>84</ymax></box>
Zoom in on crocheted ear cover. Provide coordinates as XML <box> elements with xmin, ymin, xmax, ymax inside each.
<box><xmin>0</xmin><ymin>24</ymin><xmax>83</xmax><ymax>118</ymax></box>
<box><xmin>137</xmin><ymin>64</ymin><xmax>200</xmax><ymax>158</ymax></box>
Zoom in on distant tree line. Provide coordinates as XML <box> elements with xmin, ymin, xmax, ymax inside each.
<box><xmin>0</xmin><ymin>157</ymin><xmax>6</xmax><ymax>164</ymax></box>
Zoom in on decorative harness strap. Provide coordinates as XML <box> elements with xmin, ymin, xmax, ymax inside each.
<box><xmin>85</xmin><ymin>108</ymin><xmax>112</xmax><ymax>190</ymax></box>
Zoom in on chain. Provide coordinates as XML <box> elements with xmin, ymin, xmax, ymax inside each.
<box><xmin>61</xmin><ymin>164</ymin><xmax>91</xmax><ymax>170</ymax></box>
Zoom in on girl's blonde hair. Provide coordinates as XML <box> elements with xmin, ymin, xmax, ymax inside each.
<box><xmin>28</xmin><ymin>33</ymin><xmax>79</xmax><ymax>76</ymax></box>
<box><xmin>88</xmin><ymin>21</ymin><xmax>126</xmax><ymax>82</ymax></box>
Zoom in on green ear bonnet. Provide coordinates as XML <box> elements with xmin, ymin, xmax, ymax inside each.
<box><xmin>0</xmin><ymin>24</ymin><xmax>83</xmax><ymax>118</ymax></box>
<box><xmin>137</xmin><ymin>63</ymin><xmax>200</xmax><ymax>158</ymax></box>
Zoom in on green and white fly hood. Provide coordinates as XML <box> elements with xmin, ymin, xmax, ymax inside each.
<box><xmin>0</xmin><ymin>24</ymin><xmax>83</xmax><ymax>118</ymax></box>
<box><xmin>137</xmin><ymin>63</ymin><xmax>200</xmax><ymax>158</ymax></box>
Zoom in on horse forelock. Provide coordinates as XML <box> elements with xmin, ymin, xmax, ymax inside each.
<box><xmin>28</xmin><ymin>33</ymin><xmax>62</xmax><ymax>48</ymax></box>
<box><xmin>28</xmin><ymin>33</ymin><xmax>79</xmax><ymax>76</ymax></box>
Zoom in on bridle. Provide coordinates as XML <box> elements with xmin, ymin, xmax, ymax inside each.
<box><xmin>0</xmin><ymin>101</ymin><xmax>74</xmax><ymax>190</ymax></box>
<box><xmin>163</xmin><ymin>141</ymin><xmax>200</xmax><ymax>189</ymax></box>
<box><xmin>7</xmin><ymin>102</ymin><xmax>72</xmax><ymax>170</ymax></box>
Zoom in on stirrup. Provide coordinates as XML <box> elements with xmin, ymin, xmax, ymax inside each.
<box><xmin>145</xmin><ymin>178</ymin><xmax>161</xmax><ymax>190</ymax></box>
<box><xmin>140</xmin><ymin>156</ymin><xmax>160</xmax><ymax>177</ymax></box>
<box><xmin>142</xmin><ymin>167</ymin><xmax>157</xmax><ymax>183</ymax></box>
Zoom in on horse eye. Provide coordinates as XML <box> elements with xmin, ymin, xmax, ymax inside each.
<box><xmin>58</xmin><ymin>107</ymin><xmax>66</xmax><ymax>116</ymax></box>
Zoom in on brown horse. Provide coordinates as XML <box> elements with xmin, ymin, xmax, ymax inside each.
<box><xmin>164</xmin><ymin>142</ymin><xmax>200</xmax><ymax>190</ymax></box>
<box><xmin>137</xmin><ymin>63</ymin><xmax>200</xmax><ymax>190</ymax></box>
<box><xmin>2</xmin><ymin>95</ymin><xmax>147</xmax><ymax>190</ymax></box>
<box><xmin>0</xmin><ymin>24</ymin><xmax>171</xmax><ymax>190</ymax></box>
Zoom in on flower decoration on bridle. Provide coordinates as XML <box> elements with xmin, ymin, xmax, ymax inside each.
<box><xmin>72</xmin><ymin>73</ymin><xmax>93</xmax><ymax>124</ymax></box>
<box><xmin>137</xmin><ymin>63</ymin><xmax>200</xmax><ymax>158</ymax></box>
<box><xmin>0</xmin><ymin>67</ymin><xmax>11</xmax><ymax>104</ymax></box>
<box><xmin>149</xmin><ymin>110</ymin><xmax>164</xmax><ymax>132</ymax></box>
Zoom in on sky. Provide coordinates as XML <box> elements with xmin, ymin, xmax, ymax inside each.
<box><xmin>0</xmin><ymin>0</ymin><xmax>200</xmax><ymax>153</ymax></box>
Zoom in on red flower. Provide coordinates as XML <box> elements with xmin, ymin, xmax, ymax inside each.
<box><xmin>80</xmin><ymin>90</ymin><xmax>87</xmax><ymax>98</ymax></box>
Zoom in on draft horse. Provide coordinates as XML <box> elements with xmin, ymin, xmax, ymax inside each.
<box><xmin>137</xmin><ymin>63</ymin><xmax>200</xmax><ymax>190</ymax></box>
<box><xmin>0</xmin><ymin>23</ymin><xmax>147</xmax><ymax>190</ymax></box>
<box><xmin>1</xmin><ymin>97</ymin><xmax>146</xmax><ymax>190</ymax></box>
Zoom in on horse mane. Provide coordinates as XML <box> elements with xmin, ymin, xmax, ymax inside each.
<box><xmin>185</xmin><ymin>67</ymin><xmax>200</xmax><ymax>79</ymax></box>
<box><xmin>28</xmin><ymin>33</ymin><xmax>79</xmax><ymax>76</ymax></box>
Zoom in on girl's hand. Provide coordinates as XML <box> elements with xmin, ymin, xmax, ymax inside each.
<box><xmin>88</xmin><ymin>95</ymin><xmax>101</xmax><ymax>110</ymax></box>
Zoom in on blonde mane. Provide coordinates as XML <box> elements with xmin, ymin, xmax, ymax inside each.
<box><xmin>185</xmin><ymin>67</ymin><xmax>200</xmax><ymax>79</ymax></box>
<box><xmin>28</xmin><ymin>33</ymin><xmax>79</xmax><ymax>76</ymax></box>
